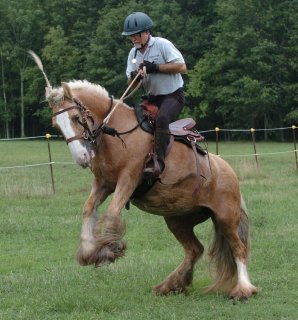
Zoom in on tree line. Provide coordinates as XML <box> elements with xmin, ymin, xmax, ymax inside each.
<box><xmin>0</xmin><ymin>0</ymin><xmax>297</xmax><ymax>139</ymax></box>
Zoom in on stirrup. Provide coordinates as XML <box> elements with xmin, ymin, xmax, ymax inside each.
<box><xmin>143</xmin><ymin>155</ymin><xmax>164</xmax><ymax>179</ymax></box>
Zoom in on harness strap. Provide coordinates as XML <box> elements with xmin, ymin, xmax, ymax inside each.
<box><xmin>66</xmin><ymin>134</ymin><xmax>84</xmax><ymax>144</ymax></box>
<box><xmin>190</xmin><ymin>139</ymin><xmax>202</xmax><ymax>197</ymax></box>
<box><xmin>52</xmin><ymin>105</ymin><xmax>80</xmax><ymax>117</ymax></box>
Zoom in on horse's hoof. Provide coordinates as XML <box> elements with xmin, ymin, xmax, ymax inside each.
<box><xmin>94</xmin><ymin>246</ymin><xmax>115</xmax><ymax>267</ymax></box>
<box><xmin>229</xmin><ymin>284</ymin><xmax>258</xmax><ymax>300</ymax></box>
<box><xmin>153</xmin><ymin>283</ymin><xmax>185</xmax><ymax>296</ymax></box>
<box><xmin>95</xmin><ymin>259</ymin><xmax>112</xmax><ymax>268</ymax></box>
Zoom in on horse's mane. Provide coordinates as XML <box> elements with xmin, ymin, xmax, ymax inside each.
<box><xmin>47</xmin><ymin>79</ymin><xmax>133</xmax><ymax>110</ymax></box>
<box><xmin>47</xmin><ymin>80</ymin><xmax>110</xmax><ymax>107</ymax></box>
<box><xmin>68</xmin><ymin>80</ymin><xmax>109</xmax><ymax>97</ymax></box>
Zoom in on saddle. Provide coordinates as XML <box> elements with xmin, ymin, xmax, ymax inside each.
<box><xmin>129</xmin><ymin>103</ymin><xmax>207</xmax><ymax>202</ymax></box>
<box><xmin>134</xmin><ymin>103</ymin><xmax>206</xmax><ymax>155</ymax></box>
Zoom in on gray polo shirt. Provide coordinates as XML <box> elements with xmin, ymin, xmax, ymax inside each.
<box><xmin>126</xmin><ymin>36</ymin><xmax>185</xmax><ymax>96</ymax></box>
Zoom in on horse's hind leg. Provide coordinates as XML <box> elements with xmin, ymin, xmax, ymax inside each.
<box><xmin>208</xmin><ymin>196</ymin><xmax>258</xmax><ymax>300</ymax></box>
<box><xmin>153</xmin><ymin>214</ymin><xmax>205</xmax><ymax>295</ymax></box>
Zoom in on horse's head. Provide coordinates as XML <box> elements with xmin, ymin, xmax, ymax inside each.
<box><xmin>48</xmin><ymin>82</ymin><xmax>96</xmax><ymax>168</ymax></box>
<box><xmin>29</xmin><ymin>51</ymin><xmax>113</xmax><ymax>168</ymax></box>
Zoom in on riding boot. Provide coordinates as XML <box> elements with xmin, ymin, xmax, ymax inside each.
<box><xmin>143</xmin><ymin>128</ymin><xmax>170</xmax><ymax>179</ymax></box>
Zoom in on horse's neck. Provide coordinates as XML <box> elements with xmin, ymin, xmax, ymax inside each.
<box><xmin>75</xmin><ymin>90</ymin><xmax>135</xmax><ymax>130</ymax></box>
<box><xmin>75</xmin><ymin>91</ymin><xmax>111</xmax><ymax>123</ymax></box>
<box><xmin>108</xmin><ymin>101</ymin><xmax>136</xmax><ymax>130</ymax></box>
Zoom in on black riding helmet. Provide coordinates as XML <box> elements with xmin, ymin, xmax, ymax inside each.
<box><xmin>122</xmin><ymin>12</ymin><xmax>153</xmax><ymax>36</ymax></box>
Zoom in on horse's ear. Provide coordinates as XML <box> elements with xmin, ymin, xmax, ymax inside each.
<box><xmin>61</xmin><ymin>82</ymin><xmax>73</xmax><ymax>101</ymax></box>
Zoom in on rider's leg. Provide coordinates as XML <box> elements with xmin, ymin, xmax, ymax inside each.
<box><xmin>143</xmin><ymin>88</ymin><xmax>184</xmax><ymax>178</ymax></box>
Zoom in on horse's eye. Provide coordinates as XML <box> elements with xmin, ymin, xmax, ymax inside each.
<box><xmin>72</xmin><ymin>114</ymin><xmax>80</xmax><ymax>123</ymax></box>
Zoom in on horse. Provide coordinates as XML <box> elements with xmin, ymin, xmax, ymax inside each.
<box><xmin>30</xmin><ymin>52</ymin><xmax>258</xmax><ymax>300</ymax></box>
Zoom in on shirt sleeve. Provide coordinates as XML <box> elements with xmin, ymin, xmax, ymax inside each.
<box><xmin>158</xmin><ymin>38</ymin><xmax>185</xmax><ymax>64</ymax></box>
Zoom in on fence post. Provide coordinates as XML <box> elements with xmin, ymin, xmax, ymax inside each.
<box><xmin>292</xmin><ymin>125</ymin><xmax>298</xmax><ymax>172</ymax></box>
<box><xmin>250</xmin><ymin>128</ymin><xmax>260</xmax><ymax>173</ymax></box>
<box><xmin>46</xmin><ymin>133</ymin><xmax>55</xmax><ymax>194</ymax></box>
<box><xmin>215</xmin><ymin>127</ymin><xmax>220</xmax><ymax>155</ymax></box>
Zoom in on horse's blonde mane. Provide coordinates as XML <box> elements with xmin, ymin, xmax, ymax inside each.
<box><xmin>47</xmin><ymin>79</ymin><xmax>132</xmax><ymax>110</ymax></box>
<box><xmin>47</xmin><ymin>80</ymin><xmax>109</xmax><ymax>107</ymax></box>
<box><xmin>68</xmin><ymin>80</ymin><xmax>109</xmax><ymax>98</ymax></box>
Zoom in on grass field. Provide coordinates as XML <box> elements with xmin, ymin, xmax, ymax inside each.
<box><xmin>0</xmin><ymin>139</ymin><xmax>297</xmax><ymax>320</ymax></box>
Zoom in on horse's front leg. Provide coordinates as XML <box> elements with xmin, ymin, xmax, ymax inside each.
<box><xmin>93</xmin><ymin>173</ymin><xmax>137</xmax><ymax>267</ymax></box>
<box><xmin>76</xmin><ymin>178</ymin><xmax>111</xmax><ymax>266</ymax></box>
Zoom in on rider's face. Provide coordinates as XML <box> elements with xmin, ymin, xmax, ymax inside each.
<box><xmin>129</xmin><ymin>31</ymin><xmax>150</xmax><ymax>49</ymax></box>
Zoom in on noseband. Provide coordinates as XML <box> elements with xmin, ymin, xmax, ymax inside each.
<box><xmin>52</xmin><ymin>96</ymin><xmax>113</xmax><ymax>145</ymax></box>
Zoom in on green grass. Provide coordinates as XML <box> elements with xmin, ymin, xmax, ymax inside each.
<box><xmin>0</xmin><ymin>140</ymin><xmax>297</xmax><ymax>319</ymax></box>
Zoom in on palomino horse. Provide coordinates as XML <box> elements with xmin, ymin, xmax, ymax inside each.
<box><xmin>30</xmin><ymin>52</ymin><xmax>257</xmax><ymax>300</ymax></box>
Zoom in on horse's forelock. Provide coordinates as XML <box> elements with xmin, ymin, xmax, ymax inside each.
<box><xmin>47</xmin><ymin>87</ymin><xmax>64</xmax><ymax>107</ymax></box>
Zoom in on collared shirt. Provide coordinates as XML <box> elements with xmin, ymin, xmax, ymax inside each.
<box><xmin>126</xmin><ymin>36</ymin><xmax>185</xmax><ymax>96</ymax></box>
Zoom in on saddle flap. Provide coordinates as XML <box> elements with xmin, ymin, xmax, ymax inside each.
<box><xmin>169</xmin><ymin>118</ymin><xmax>196</xmax><ymax>136</ymax></box>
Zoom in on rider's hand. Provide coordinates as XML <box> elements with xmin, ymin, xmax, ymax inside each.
<box><xmin>139</xmin><ymin>60</ymin><xmax>159</xmax><ymax>74</ymax></box>
<box><xmin>130</xmin><ymin>71</ymin><xmax>143</xmax><ymax>82</ymax></box>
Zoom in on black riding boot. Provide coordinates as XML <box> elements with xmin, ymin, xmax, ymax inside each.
<box><xmin>143</xmin><ymin>129</ymin><xmax>170</xmax><ymax>179</ymax></box>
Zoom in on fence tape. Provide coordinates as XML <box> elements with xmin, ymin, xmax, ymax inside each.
<box><xmin>220</xmin><ymin>150</ymin><xmax>297</xmax><ymax>158</ymax></box>
<box><xmin>0</xmin><ymin>161</ymin><xmax>80</xmax><ymax>170</ymax></box>
<box><xmin>0</xmin><ymin>126</ymin><xmax>296</xmax><ymax>141</ymax></box>
<box><xmin>0</xmin><ymin>135</ymin><xmax>59</xmax><ymax>141</ymax></box>
<box><xmin>0</xmin><ymin>150</ymin><xmax>297</xmax><ymax>170</ymax></box>
<box><xmin>0</xmin><ymin>128</ymin><xmax>297</xmax><ymax>170</ymax></box>
<box><xmin>200</xmin><ymin>126</ymin><xmax>295</xmax><ymax>134</ymax></box>
<box><xmin>0</xmin><ymin>162</ymin><xmax>55</xmax><ymax>170</ymax></box>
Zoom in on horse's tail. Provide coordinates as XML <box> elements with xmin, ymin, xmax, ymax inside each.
<box><xmin>207</xmin><ymin>194</ymin><xmax>250</xmax><ymax>293</ymax></box>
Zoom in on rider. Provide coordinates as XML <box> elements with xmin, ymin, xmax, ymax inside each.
<box><xmin>122</xmin><ymin>12</ymin><xmax>187</xmax><ymax>179</ymax></box>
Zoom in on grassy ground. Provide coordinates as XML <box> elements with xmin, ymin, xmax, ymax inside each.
<box><xmin>0</xmin><ymin>140</ymin><xmax>297</xmax><ymax>319</ymax></box>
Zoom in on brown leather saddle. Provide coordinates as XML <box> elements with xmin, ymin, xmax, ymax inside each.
<box><xmin>134</xmin><ymin>102</ymin><xmax>206</xmax><ymax>155</ymax></box>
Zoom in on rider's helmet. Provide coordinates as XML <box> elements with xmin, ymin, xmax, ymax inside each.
<box><xmin>122</xmin><ymin>12</ymin><xmax>153</xmax><ymax>36</ymax></box>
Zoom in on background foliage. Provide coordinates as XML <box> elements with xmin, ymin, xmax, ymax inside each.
<box><xmin>0</xmin><ymin>0</ymin><xmax>297</xmax><ymax>138</ymax></box>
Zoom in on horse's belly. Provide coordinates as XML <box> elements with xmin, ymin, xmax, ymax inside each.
<box><xmin>132</xmin><ymin>190</ymin><xmax>202</xmax><ymax>216</ymax></box>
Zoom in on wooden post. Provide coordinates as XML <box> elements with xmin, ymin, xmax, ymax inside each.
<box><xmin>250</xmin><ymin>128</ymin><xmax>260</xmax><ymax>173</ymax></box>
<box><xmin>46</xmin><ymin>133</ymin><xmax>55</xmax><ymax>194</ymax></box>
<box><xmin>215</xmin><ymin>127</ymin><xmax>220</xmax><ymax>155</ymax></box>
<box><xmin>292</xmin><ymin>125</ymin><xmax>298</xmax><ymax>172</ymax></box>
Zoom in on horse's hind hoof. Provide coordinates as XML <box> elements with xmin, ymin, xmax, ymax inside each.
<box><xmin>229</xmin><ymin>284</ymin><xmax>258</xmax><ymax>301</ymax></box>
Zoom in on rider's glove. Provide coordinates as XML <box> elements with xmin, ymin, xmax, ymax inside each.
<box><xmin>130</xmin><ymin>70</ymin><xmax>143</xmax><ymax>82</ymax></box>
<box><xmin>139</xmin><ymin>60</ymin><xmax>159</xmax><ymax>74</ymax></box>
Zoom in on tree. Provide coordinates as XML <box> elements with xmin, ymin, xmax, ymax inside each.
<box><xmin>187</xmin><ymin>0</ymin><xmax>298</xmax><ymax>136</ymax></box>
<box><xmin>1</xmin><ymin>0</ymin><xmax>46</xmax><ymax>137</ymax></box>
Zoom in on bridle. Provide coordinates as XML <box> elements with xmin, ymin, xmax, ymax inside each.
<box><xmin>52</xmin><ymin>96</ymin><xmax>113</xmax><ymax>146</ymax></box>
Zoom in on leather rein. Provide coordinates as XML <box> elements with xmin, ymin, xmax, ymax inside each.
<box><xmin>52</xmin><ymin>96</ymin><xmax>142</xmax><ymax>147</ymax></box>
